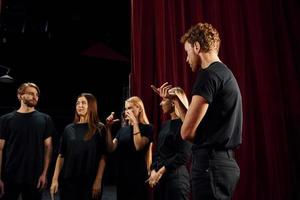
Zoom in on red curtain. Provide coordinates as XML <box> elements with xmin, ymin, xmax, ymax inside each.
<box><xmin>131</xmin><ymin>0</ymin><xmax>300</xmax><ymax>199</ymax></box>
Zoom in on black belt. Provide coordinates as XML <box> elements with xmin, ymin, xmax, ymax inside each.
<box><xmin>193</xmin><ymin>148</ymin><xmax>235</xmax><ymax>159</ymax></box>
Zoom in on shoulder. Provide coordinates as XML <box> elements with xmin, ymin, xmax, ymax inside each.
<box><xmin>193</xmin><ymin>62</ymin><xmax>226</xmax><ymax>90</ymax></box>
<box><xmin>173</xmin><ymin>118</ymin><xmax>182</xmax><ymax>125</ymax></box>
<box><xmin>34</xmin><ymin>111</ymin><xmax>52</xmax><ymax>119</ymax></box>
<box><xmin>140</xmin><ymin>123</ymin><xmax>154</xmax><ymax>133</ymax></box>
<box><xmin>209</xmin><ymin>62</ymin><xmax>233</xmax><ymax>79</ymax></box>
<box><xmin>161</xmin><ymin>120</ymin><xmax>169</xmax><ymax>127</ymax></box>
<box><xmin>97</xmin><ymin>122</ymin><xmax>106</xmax><ymax>129</ymax></box>
<box><xmin>0</xmin><ymin>111</ymin><xmax>16</xmax><ymax>120</ymax></box>
<box><xmin>64</xmin><ymin>123</ymin><xmax>76</xmax><ymax>131</ymax></box>
<box><xmin>141</xmin><ymin>123</ymin><xmax>153</xmax><ymax>129</ymax></box>
<box><xmin>61</xmin><ymin>123</ymin><xmax>76</xmax><ymax>136</ymax></box>
<box><xmin>96</xmin><ymin>122</ymin><xmax>107</xmax><ymax>134</ymax></box>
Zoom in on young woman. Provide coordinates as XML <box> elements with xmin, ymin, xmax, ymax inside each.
<box><xmin>50</xmin><ymin>93</ymin><xmax>106</xmax><ymax>200</ymax></box>
<box><xmin>149</xmin><ymin>86</ymin><xmax>191</xmax><ymax>200</ymax></box>
<box><xmin>106</xmin><ymin>96</ymin><xmax>153</xmax><ymax>200</ymax></box>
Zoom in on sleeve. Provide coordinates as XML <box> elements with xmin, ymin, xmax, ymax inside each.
<box><xmin>115</xmin><ymin>129</ymin><xmax>121</xmax><ymax>141</ymax></box>
<box><xmin>97</xmin><ymin>123</ymin><xmax>108</xmax><ymax>155</ymax></box>
<box><xmin>162</xmin><ymin>132</ymin><xmax>192</xmax><ymax>171</ymax></box>
<box><xmin>191</xmin><ymin>70</ymin><xmax>221</xmax><ymax>104</ymax></box>
<box><xmin>140</xmin><ymin>124</ymin><xmax>153</xmax><ymax>141</ymax></box>
<box><xmin>58</xmin><ymin>128</ymin><xmax>68</xmax><ymax>157</ymax></box>
<box><xmin>150</xmin><ymin>123</ymin><xmax>162</xmax><ymax>171</ymax></box>
<box><xmin>0</xmin><ymin>115</ymin><xmax>8</xmax><ymax>140</ymax></box>
<box><xmin>44</xmin><ymin>114</ymin><xmax>55</xmax><ymax>140</ymax></box>
<box><xmin>151</xmin><ymin>149</ymin><xmax>159</xmax><ymax>171</ymax></box>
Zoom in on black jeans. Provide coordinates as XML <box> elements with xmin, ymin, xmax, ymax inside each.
<box><xmin>60</xmin><ymin>177</ymin><xmax>102</xmax><ymax>200</ymax></box>
<box><xmin>191</xmin><ymin>149</ymin><xmax>240</xmax><ymax>200</ymax></box>
<box><xmin>154</xmin><ymin>165</ymin><xmax>190</xmax><ymax>200</ymax></box>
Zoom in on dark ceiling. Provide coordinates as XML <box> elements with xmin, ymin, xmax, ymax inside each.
<box><xmin>0</xmin><ymin>0</ymin><xmax>131</xmax><ymax>58</ymax></box>
<box><xmin>0</xmin><ymin>0</ymin><xmax>131</xmax><ymax>130</ymax></box>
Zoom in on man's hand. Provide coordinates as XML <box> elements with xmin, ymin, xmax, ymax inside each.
<box><xmin>37</xmin><ymin>174</ymin><xmax>47</xmax><ymax>190</ymax></box>
<box><xmin>151</xmin><ymin>82</ymin><xmax>173</xmax><ymax>99</ymax></box>
<box><xmin>0</xmin><ymin>180</ymin><xmax>4</xmax><ymax>197</ymax></box>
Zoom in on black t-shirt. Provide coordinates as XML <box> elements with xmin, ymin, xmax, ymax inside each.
<box><xmin>191</xmin><ymin>61</ymin><xmax>242</xmax><ymax>150</ymax></box>
<box><xmin>152</xmin><ymin>119</ymin><xmax>191</xmax><ymax>171</ymax></box>
<box><xmin>115</xmin><ymin>123</ymin><xmax>153</xmax><ymax>179</ymax></box>
<box><xmin>59</xmin><ymin>122</ymin><xmax>106</xmax><ymax>180</ymax></box>
<box><xmin>0</xmin><ymin>110</ymin><xmax>54</xmax><ymax>184</ymax></box>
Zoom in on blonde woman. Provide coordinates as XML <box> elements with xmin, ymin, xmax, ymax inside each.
<box><xmin>106</xmin><ymin>96</ymin><xmax>153</xmax><ymax>200</ymax></box>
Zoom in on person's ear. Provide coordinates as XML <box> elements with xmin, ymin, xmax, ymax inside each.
<box><xmin>194</xmin><ymin>42</ymin><xmax>201</xmax><ymax>53</ymax></box>
<box><xmin>17</xmin><ymin>94</ymin><xmax>22</xmax><ymax>101</ymax></box>
<box><xmin>138</xmin><ymin>106</ymin><xmax>142</xmax><ymax>113</ymax></box>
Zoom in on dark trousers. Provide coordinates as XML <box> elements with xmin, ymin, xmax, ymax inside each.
<box><xmin>191</xmin><ymin>149</ymin><xmax>240</xmax><ymax>200</ymax></box>
<box><xmin>0</xmin><ymin>181</ymin><xmax>42</xmax><ymax>200</ymax></box>
<box><xmin>154</xmin><ymin>165</ymin><xmax>190</xmax><ymax>200</ymax></box>
<box><xmin>60</xmin><ymin>178</ymin><xmax>102</xmax><ymax>200</ymax></box>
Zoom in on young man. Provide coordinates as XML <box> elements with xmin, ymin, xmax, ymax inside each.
<box><xmin>157</xmin><ymin>22</ymin><xmax>242</xmax><ymax>200</ymax></box>
<box><xmin>0</xmin><ymin>82</ymin><xmax>53</xmax><ymax>200</ymax></box>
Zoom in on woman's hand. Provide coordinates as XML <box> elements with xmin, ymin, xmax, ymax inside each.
<box><xmin>92</xmin><ymin>179</ymin><xmax>102</xmax><ymax>199</ymax></box>
<box><xmin>147</xmin><ymin>170</ymin><xmax>163</xmax><ymax>188</ymax></box>
<box><xmin>125</xmin><ymin>110</ymin><xmax>138</xmax><ymax>125</ymax></box>
<box><xmin>50</xmin><ymin>180</ymin><xmax>58</xmax><ymax>200</ymax></box>
<box><xmin>106</xmin><ymin>112</ymin><xmax>120</xmax><ymax>127</ymax></box>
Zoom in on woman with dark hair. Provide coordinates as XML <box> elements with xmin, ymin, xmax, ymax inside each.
<box><xmin>50</xmin><ymin>93</ymin><xmax>107</xmax><ymax>200</ymax></box>
<box><xmin>149</xmin><ymin>86</ymin><xmax>191</xmax><ymax>200</ymax></box>
<box><xmin>106</xmin><ymin>96</ymin><xmax>153</xmax><ymax>200</ymax></box>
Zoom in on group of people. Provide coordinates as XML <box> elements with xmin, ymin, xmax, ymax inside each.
<box><xmin>0</xmin><ymin>22</ymin><xmax>242</xmax><ymax>200</ymax></box>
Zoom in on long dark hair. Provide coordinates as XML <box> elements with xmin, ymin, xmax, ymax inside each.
<box><xmin>74</xmin><ymin>93</ymin><xmax>101</xmax><ymax>140</ymax></box>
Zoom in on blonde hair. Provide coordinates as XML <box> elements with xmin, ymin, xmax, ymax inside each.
<box><xmin>169</xmin><ymin>87</ymin><xmax>189</xmax><ymax>116</ymax></box>
<box><xmin>125</xmin><ymin>96</ymin><xmax>150</xmax><ymax>124</ymax></box>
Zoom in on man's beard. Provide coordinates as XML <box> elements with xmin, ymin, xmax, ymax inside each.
<box><xmin>24</xmin><ymin>99</ymin><xmax>37</xmax><ymax>107</ymax></box>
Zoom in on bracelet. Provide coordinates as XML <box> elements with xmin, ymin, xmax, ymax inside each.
<box><xmin>133</xmin><ymin>131</ymin><xmax>140</xmax><ymax>135</ymax></box>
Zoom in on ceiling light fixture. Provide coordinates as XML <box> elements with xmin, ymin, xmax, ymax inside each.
<box><xmin>0</xmin><ymin>65</ymin><xmax>14</xmax><ymax>83</ymax></box>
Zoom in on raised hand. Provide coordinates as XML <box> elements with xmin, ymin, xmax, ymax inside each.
<box><xmin>106</xmin><ymin>112</ymin><xmax>120</xmax><ymax>127</ymax></box>
<box><xmin>125</xmin><ymin>109</ymin><xmax>138</xmax><ymax>125</ymax></box>
<box><xmin>151</xmin><ymin>82</ymin><xmax>173</xmax><ymax>99</ymax></box>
